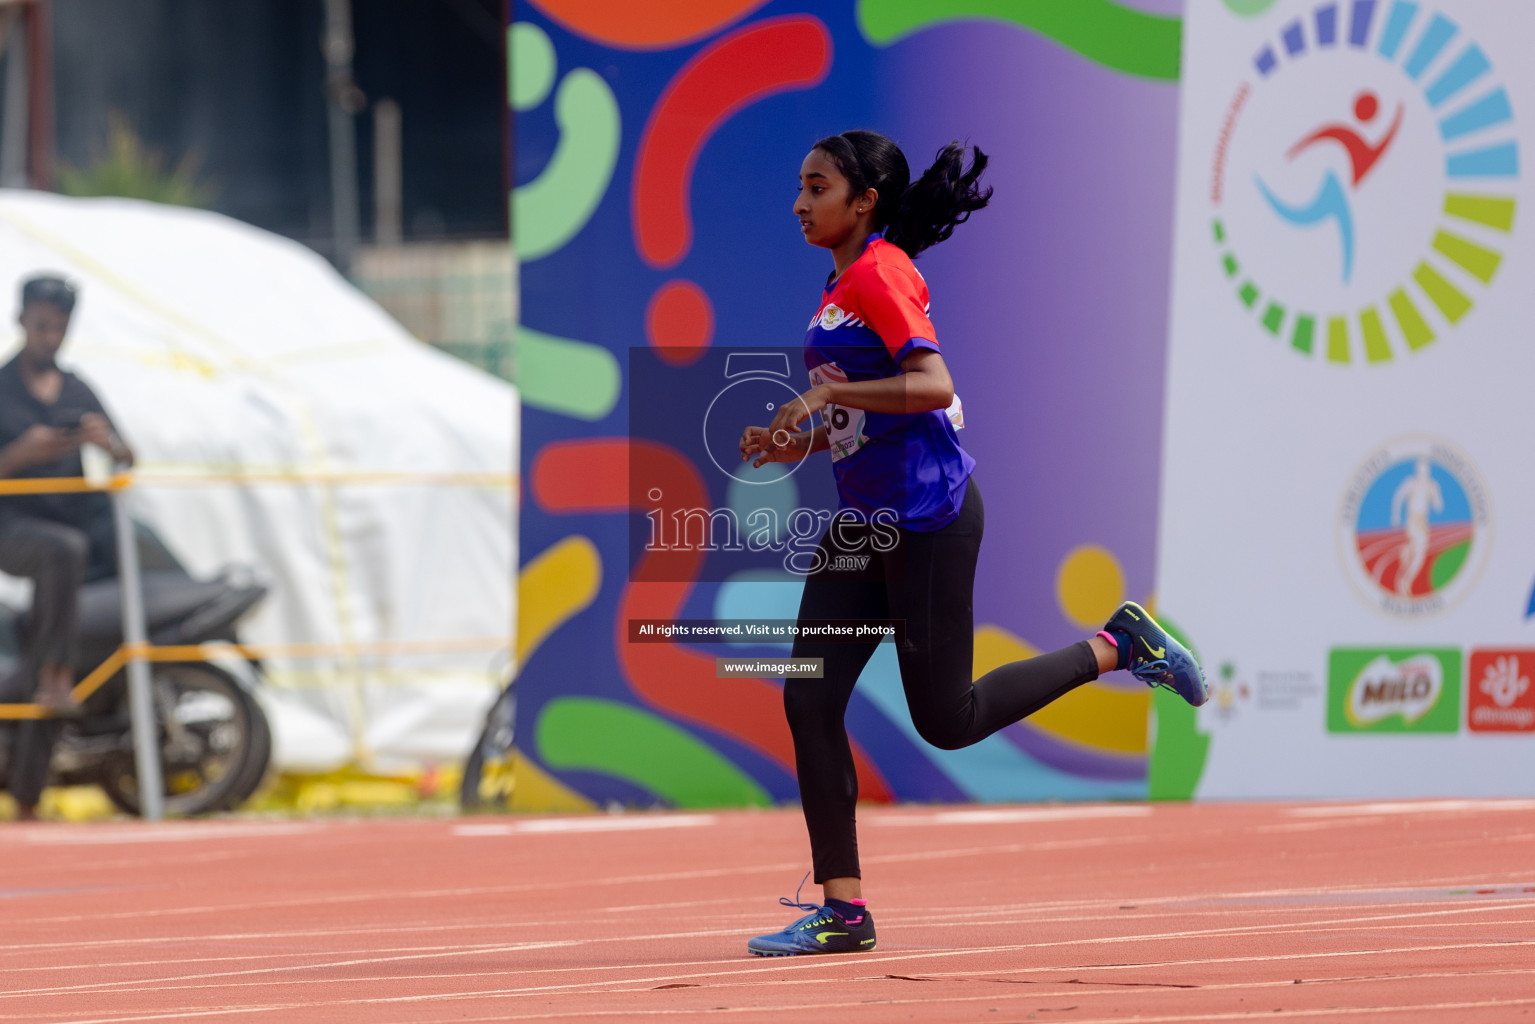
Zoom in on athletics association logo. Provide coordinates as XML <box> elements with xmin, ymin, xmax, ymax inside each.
<box><xmin>1210</xmin><ymin>2</ymin><xmax>1518</xmax><ymax>364</ymax></box>
<box><xmin>1339</xmin><ymin>437</ymin><xmax>1489</xmax><ymax>616</ymax></box>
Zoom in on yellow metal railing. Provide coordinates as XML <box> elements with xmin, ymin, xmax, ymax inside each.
<box><xmin>0</xmin><ymin>636</ymin><xmax>515</xmax><ymax>719</ymax></box>
<box><xmin>0</xmin><ymin>471</ymin><xmax>514</xmax><ymax>719</ymax></box>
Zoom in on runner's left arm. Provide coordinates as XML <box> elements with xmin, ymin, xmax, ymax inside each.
<box><xmin>763</xmin><ymin>262</ymin><xmax>952</xmax><ymax>440</ymax></box>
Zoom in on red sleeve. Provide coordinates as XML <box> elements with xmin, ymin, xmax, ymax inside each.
<box><xmin>848</xmin><ymin>259</ymin><xmax>937</xmax><ymax>360</ymax></box>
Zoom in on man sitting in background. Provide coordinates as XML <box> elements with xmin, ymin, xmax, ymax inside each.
<box><xmin>0</xmin><ymin>275</ymin><xmax>133</xmax><ymax>819</ymax></box>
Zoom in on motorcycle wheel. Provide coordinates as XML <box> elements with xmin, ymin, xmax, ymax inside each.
<box><xmin>97</xmin><ymin>662</ymin><xmax>268</xmax><ymax>817</ymax></box>
<box><xmin>222</xmin><ymin>682</ymin><xmax>273</xmax><ymax>808</ymax></box>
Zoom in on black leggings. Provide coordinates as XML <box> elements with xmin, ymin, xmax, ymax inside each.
<box><xmin>784</xmin><ymin>477</ymin><xmax>1099</xmax><ymax>882</ymax></box>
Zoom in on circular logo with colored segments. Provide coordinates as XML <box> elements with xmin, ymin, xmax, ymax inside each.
<box><xmin>1210</xmin><ymin>2</ymin><xmax>1517</xmax><ymax>365</ymax></box>
<box><xmin>1339</xmin><ymin>437</ymin><xmax>1489</xmax><ymax>617</ymax></box>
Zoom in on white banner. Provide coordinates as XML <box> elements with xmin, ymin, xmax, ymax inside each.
<box><xmin>1159</xmin><ymin>0</ymin><xmax>1534</xmax><ymax>797</ymax></box>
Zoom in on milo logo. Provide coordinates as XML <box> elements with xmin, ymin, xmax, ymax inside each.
<box><xmin>1328</xmin><ymin>648</ymin><xmax>1460</xmax><ymax>733</ymax></box>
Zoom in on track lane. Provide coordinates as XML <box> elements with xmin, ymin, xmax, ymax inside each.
<box><xmin>3</xmin><ymin>801</ymin><xmax>1533</xmax><ymax>1022</ymax></box>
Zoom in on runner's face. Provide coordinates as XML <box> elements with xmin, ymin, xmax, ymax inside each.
<box><xmin>18</xmin><ymin>302</ymin><xmax>70</xmax><ymax>368</ymax></box>
<box><xmin>794</xmin><ymin>149</ymin><xmax>869</xmax><ymax>251</ymax></box>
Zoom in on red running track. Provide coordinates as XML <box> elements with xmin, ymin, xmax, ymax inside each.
<box><xmin>3</xmin><ymin>800</ymin><xmax>1535</xmax><ymax>1022</ymax></box>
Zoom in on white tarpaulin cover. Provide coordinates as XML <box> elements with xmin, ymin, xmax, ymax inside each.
<box><xmin>0</xmin><ymin>190</ymin><xmax>517</xmax><ymax>773</ymax></box>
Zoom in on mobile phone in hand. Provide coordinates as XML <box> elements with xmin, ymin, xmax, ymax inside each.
<box><xmin>51</xmin><ymin>408</ymin><xmax>86</xmax><ymax>432</ymax></box>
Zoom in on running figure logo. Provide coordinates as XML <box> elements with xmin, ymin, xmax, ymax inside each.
<box><xmin>1388</xmin><ymin>457</ymin><xmax>1442</xmax><ymax>598</ymax></box>
<box><xmin>1209</xmin><ymin>3</ymin><xmax>1520</xmax><ymax>365</ymax></box>
<box><xmin>1340</xmin><ymin>438</ymin><xmax>1488</xmax><ymax>617</ymax></box>
<box><xmin>1255</xmin><ymin>90</ymin><xmax>1403</xmax><ymax>283</ymax></box>
<box><xmin>1356</xmin><ymin>455</ymin><xmax>1466</xmax><ymax>598</ymax></box>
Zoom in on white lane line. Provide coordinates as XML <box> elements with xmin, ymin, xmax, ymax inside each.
<box><xmin>945</xmin><ymin>996</ymin><xmax>1535</xmax><ymax>1024</ymax></box>
<box><xmin>1252</xmin><ymin>817</ymin><xmax>1391</xmax><ymax>833</ymax></box>
<box><xmin>9</xmin><ymin>896</ymin><xmax>1533</xmax><ymax>1004</ymax></box>
<box><xmin>0</xmin><ymin>898</ymin><xmax>1449</xmax><ymax>961</ymax></box>
<box><xmin>1287</xmin><ymin>799</ymin><xmax>1535</xmax><ymax>818</ymax></box>
<box><xmin>435</xmin><ymin>993</ymin><xmax>1535</xmax><ymax>1024</ymax></box>
<box><xmin>20</xmin><ymin>1004</ymin><xmax>310</xmax><ymax>1024</ymax></box>
<box><xmin>2</xmin><ymin>891</ymin><xmax>1528</xmax><ymax>974</ymax></box>
<box><xmin>381</xmin><ymin>992</ymin><xmax>1535</xmax><ymax>1024</ymax></box>
<box><xmin>27</xmin><ymin>948</ymin><xmax>1535</xmax><ymax>1024</ymax></box>
<box><xmin>0</xmin><ymin>857</ymin><xmax>817</xmax><ymax>929</ymax></box>
<box><xmin>872</xmin><ymin>805</ymin><xmax>1152</xmax><ymax>826</ymax></box>
<box><xmin>22</xmin><ymin>963</ymin><xmax>1535</xmax><ymax>1024</ymax></box>
<box><xmin>0</xmin><ymin>941</ymin><xmax>585</xmax><ymax>1001</ymax></box>
<box><xmin>874</xmin><ymin>897</ymin><xmax>1535</xmax><ymax>934</ymax></box>
<box><xmin>862</xmin><ymin>831</ymin><xmax>1141</xmax><ymax>863</ymax></box>
<box><xmin>838</xmin><ymin>964</ymin><xmax>1535</xmax><ymax>991</ymax></box>
<box><xmin>8</xmin><ymin>863</ymin><xmax>1531</xmax><ymax>942</ymax></box>
<box><xmin>6</xmin><ymin>872</ymin><xmax>1530</xmax><ymax>958</ymax></box>
<box><xmin>453</xmin><ymin>815</ymin><xmax>716</xmax><ymax>836</ymax></box>
<box><xmin>13</xmin><ymin>911</ymin><xmax>1535</xmax><ymax>1000</ymax></box>
<box><xmin>20</xmin><ymin>823</ymin><xmax>321</xmax><ymax>845</ymax></box>
<box><xmin>353</xmin><ymin>937</ymin><xmax>1535</xmax><ymax>1001</ymax></box>
<box><xmin>11</xmin><ymin>887</ymin><xmax>1535</xmax><ymax>980</ymax></box>
<box><xmin>0</xmin><ymin>941</ymin><xmax>561</xmax><ymax>977</ymax></box>
<box><xmin>0</xmin><ymin>833</ymin><xmax>1147</xmax><ymax>931</ymax></box>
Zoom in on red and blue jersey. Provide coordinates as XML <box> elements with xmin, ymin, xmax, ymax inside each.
<box><xmin>804</xmin><ymin>233</ymin><xmax>975</xmax><ymax>531</ymax></box>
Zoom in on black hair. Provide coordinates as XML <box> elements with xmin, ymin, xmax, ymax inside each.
<box><xmin>811</xmin><ymin>130</ymin><xmax>992</xmax><ymax>258</ymax></box>
<box><xmin>21</xmin><ymin>274</ymin><xmax>77</xmax><ymax>315</ymax></box>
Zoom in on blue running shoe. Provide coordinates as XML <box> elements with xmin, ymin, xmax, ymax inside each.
<box><xmin>1103</xmin><ymin>601</ymin><xmax>1208</xmax><ymax>707</ymax></box>
<box><xmin>746</xmin><ymin>883</ymin><xmax>876</xmax><ymax>957</ymax></box>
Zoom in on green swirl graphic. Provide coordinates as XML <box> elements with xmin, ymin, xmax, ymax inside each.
<box><xmin>509</xmin><ymin>22</ymin><xmax>557</xmax><ymax>111</ymax></box>
<box><xmin>512</xmin><ymin>67</ymin><xmax>621</xmax><ymax>261</ymax></box>
<box><xmin>537</xmin><ymin>698</ymin><xmax>772</xmax><ymax>808</ymax></box>
<box><xmin>857</xmin><ymin>0</ymin><xmax>1181</xmax><ymax>81</ymax></box>
<box><xmin>515</xmin><ymin>325</ymin><xmax>621</xmax><ymax>421</ymax></box>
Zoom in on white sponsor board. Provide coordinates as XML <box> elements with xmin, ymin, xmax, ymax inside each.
<box><xmin>1158</xmin><ymin>0</ymin><xmax>1535</xmax><ymax>797</ymax></box>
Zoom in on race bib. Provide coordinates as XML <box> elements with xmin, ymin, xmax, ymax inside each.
<box><xmin>808</xmin><ymin>361</ymin><xmax>867</xmax><ymax>463</ymax></box>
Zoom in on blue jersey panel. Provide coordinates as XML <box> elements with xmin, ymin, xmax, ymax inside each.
<box><xmin>803</xmin><ymin>235</ymin><xmax>975</xmax><ymax>531</ymax></box>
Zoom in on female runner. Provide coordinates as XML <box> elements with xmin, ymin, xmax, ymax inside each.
<box><xmin>737</xmin><ymin>130</ymin><xmax>1208</xmax><ymax>957</ymax></box>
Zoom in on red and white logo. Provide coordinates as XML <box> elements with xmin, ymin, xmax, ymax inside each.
<box><xmin>1467</xmin><ymin>650</ymin><xmax>1535</xmax><ymax>733</ymax></box>
<box><xmin>813</xmin><ymin>303</ymin><xmax>849</xmax><ymax>330</ymax></box>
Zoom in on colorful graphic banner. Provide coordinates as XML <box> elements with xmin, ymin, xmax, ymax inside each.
<box><xmin>1160</xmin><ymin>0</ymin><xmax>1534</xmax><ymax>797</ymax></box>
<box><xmin>511</xmin><ymin>0</ymin><xmax>1184</xmax><ymax>809</ymax></box>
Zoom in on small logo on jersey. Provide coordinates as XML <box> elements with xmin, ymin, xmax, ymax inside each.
<box><xmin>815</xmin><ymin>304</ymin><xmax>849</xmax><ymax>330</ymax></box>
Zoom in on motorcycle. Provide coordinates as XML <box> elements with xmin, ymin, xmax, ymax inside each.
<box><xmin>0</xmin><ymin>525</ymin><xmax>273</xmax><ymax>817</ymax></box>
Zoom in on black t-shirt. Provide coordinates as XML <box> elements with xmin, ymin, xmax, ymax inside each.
<box><xmin>0</xmin><ymin>354</ymin><xmax>117</xmax><ymax>528</ymax></box>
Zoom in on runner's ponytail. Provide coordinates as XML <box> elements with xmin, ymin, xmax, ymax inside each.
<box><xmin>812</xmin><ymin>131</ymin><xmax>992</xmax><ymax>258</ymax></box>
